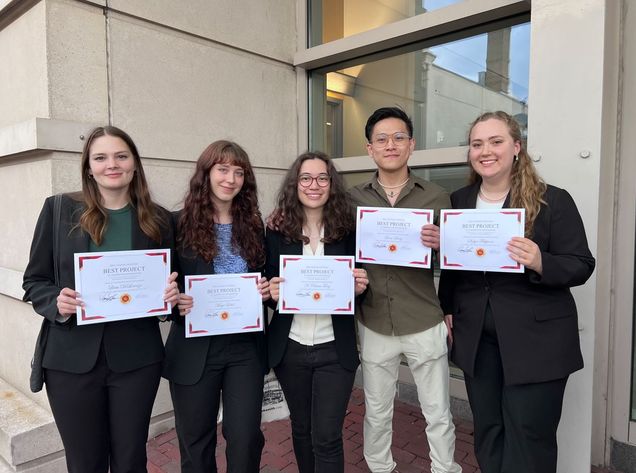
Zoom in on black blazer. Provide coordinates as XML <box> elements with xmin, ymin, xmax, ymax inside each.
<box><xmin>438</xmin><ymin>184</ymin><xmax>595</xmax><ymax>385</ymax></box>
<box><xmin>265</xmin><ymin>228</ymin><xmax>360</xmax><ymax>372</ymax></box>
<box><xmin>162</xmin><ymin>215</ymin><xmax>268</xmax><ymax>385</ymax></box>
<box><xmin>22</xmin><ymin>194</ymin><xmax>176</xmax><ymax>374</ymax></box>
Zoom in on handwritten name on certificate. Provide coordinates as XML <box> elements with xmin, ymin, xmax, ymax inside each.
<box><xmin>279</xmin><ymin>256</ymin><xmax>355</xmax><ymax>315</ymax></box>
<box><xmin>356</xmin><ymin>206</ymin><xmax>433</xmax><ymax>268</ymax></box>
<box><xmin>440</xmin><ymin>209</ymin><xmax>525</xmax><ymax>273</ymax></box>
<box><xmin>74</xmin><ymin>249</ymin><xmax>171</xmax><ymax>325</ymax></box>
<box><xmin>185</xmin><ymin>273</ymin><xmax>263</xmax><ymax>338</ymax></box>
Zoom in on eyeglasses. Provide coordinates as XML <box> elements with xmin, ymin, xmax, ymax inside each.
<box><xmin>370</xmin><ymin>132</ymin><xmax>411</xmax><ymax>148</ymax></box>
<box><xmin>298</xmin><ymin>173</ymin><xmax>330</xmax><ymax>188</ymax></box>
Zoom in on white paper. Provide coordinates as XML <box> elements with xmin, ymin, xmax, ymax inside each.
<box><xmin>185</xmin><ymin>273</ymin><xmax>263</xmax><ymax>337</ymax></box>
<box><xmin>279</xmin><ymin>256</ymin><xmax>355</xmax><ymax>315</ymax></box>
<box><xmin>355</xmin><ymin>206</ymin><xmax>433</xmax><ymax>268</ymax></box>
<box><xmin>440</xmin><ymin>209</ymin><xmax>526</xmax><ymax>273</ymax></box>
<box><xmin>74</xmin><ymin>249</ymin><xmax>171</xmax><ymax>325</ymax></box>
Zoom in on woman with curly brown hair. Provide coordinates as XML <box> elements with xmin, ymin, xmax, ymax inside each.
<box><xmin>265</xmin><ymin>151</ymin><xmax>368</xmax><ymax>473</ymax></box>
<box><xmin>438</xmin><ymin>111</ymin><xmax>595</xmax><ymax>473</ymax></box>
<box><xmin>163</xmin><ymin>140</ymin><xmax>269</xmax><ymax>473</ymax></box>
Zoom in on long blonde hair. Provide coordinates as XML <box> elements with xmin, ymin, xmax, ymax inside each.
<box><xmin>468</xmin><ymin>111</ymin><xmax>546</xmax><ymax>237</ymax></box>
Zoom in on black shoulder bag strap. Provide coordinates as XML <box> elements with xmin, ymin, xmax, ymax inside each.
<box><xmin>30</xmin><ymin>194</ymin><xmax>62</xmax><ymax>392</ymax></box>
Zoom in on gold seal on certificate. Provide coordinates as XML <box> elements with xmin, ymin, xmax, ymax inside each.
<box><xmin>74</xmin><ymin>249</ymin><xmax>172</xmax><ymax>325</ymax></box>
<box><xmin>355</xmin><ymin>206</ymin><xmax>433</xmax><ymax>268</ymax></box>
<box><xmin>279</xmin><ymin>256</ymin><xmax>355</xmax><ymax>315</ymax></box>
<box><xmin>185</xmin><ymin>273</ymin><xmax>263</xmax><ymax>338</ymax></box>
<box><xmin>440</xmin><ymin>209</ymin><xmax>526</xmax><ymax>273</ymax></box>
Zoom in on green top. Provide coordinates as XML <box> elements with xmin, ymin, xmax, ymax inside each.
<box><xmin>348</xmin><ymin>172</ymin><xmax>450</xmax><ymax>336</ymax></box>
<box><xmin>89</xmin><ymin>205</ymin><xmax>133</xmax><ymax>251</ymax></box>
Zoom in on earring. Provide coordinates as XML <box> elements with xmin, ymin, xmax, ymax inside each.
<box><xmin>513</xmin><ymin>154</ymin><xmax>519</xmax><ymax>162</ymax></box>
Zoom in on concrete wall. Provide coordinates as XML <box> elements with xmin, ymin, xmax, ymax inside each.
<box><xmin>528</xmin><ymin>0</ymin><xmax>619</xmax><ymax>471</ymax></box>
<box><xmin>0</xmin><ymin>2</ymin><xmax>48</xmax><ymax>128</ymax></box>
<box><xmin>0</xmin><ymin>0</ymin><xmax>297</xmax><ymax>469</ymax></box>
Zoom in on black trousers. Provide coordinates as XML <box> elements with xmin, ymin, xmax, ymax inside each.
<box><xmin>45</xmin><ymin>348</ymin><xmax>162</xmax><ymax>473</ymax></box>
<box><xmin>275</xmin><ymin>339</ymin><xmax>356</xmax><ymax>473</ymax></box>
<box><xmin>170</xmin><ymin>334</ymin><xmax>265</xmax><ymax>473</ymax></box>
<box><xmin>464</xmin><ymin>306</ymin><xmax>568</xmax><ymax>473</ymax></box>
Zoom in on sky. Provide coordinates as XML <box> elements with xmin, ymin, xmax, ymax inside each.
<box><xmin>424</xmin><ymin>0</ymin><xmax>530</xmax><ymax>102</ymax></box>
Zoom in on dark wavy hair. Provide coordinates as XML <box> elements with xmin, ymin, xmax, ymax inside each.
<box><xmin>268</xmin><ymin>151</ymin><xmax>354</xmax><ymax>244</ymax></box>
<box><xmin>178</xmin><ymin>140</ymin><xmax>265</xmax><ymax>267</ymax></box>
<box><xmin>78</xmin><ymin>126</ymin><xmax>165</xmax><ymax>245</ymax></box>
<box><xmin>468</xmin><ymin>111</ymin><xmax>546</xmax><ymax>237</ymax></box>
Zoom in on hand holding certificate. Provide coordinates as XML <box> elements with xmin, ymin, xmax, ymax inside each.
<box><xmin>440</xmin><ymin>209</ymin><xmax>525</xmax><ymax>273</ymax></box>
<box><xmin>356</xmin><ymin>206</ymin><xmax>433</xmax><ymax>268</ymax></box>
<box><xmin>74</xmin><ymin>249</ymin><xmax>172</xmax><ymax>325</ymax></box>
<box><xmin>185</xmin><ymin>273</ymin><xmax>263</xmax><ymax>337</ymax></box>
<box><xmin>279</xmin><ymin>256</ymin><xmax>355</xmax><ymax>314</ymax></box>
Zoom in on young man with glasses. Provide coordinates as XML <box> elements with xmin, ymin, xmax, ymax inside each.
<box><xmin>349</xmin><ymin>107</ymin><xmax>462</xmax><ymax>473</ymax></box>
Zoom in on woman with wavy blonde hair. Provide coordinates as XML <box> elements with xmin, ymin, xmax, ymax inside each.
<box><xmin>163</xmin><ymin>140</ymin><xmax>269</xmax><ymax>473</ymax></box>
<box><xmin>467</xmin><ymin>111</ymin><xmax>546</xmax><ymax>237</ymax></box>
<box><xmin>439</xmin><ymin>111</ymin><xmax>595</xmax><ymax>473</ymax></box>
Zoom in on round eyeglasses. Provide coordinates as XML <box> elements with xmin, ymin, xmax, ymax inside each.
<box><xmin>370</xmin><ymin>132</ymin><xmax>411</xmax><ymax>148</ymax></box>
<box><xmin>298</xmin><ymin>173</ymin><xmax>330</xmax><ymax>188</ymax></box>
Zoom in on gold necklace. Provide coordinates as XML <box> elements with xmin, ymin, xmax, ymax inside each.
<box><xmin>377</xmin><ymin>177</ymin><xmax>410</xmax><ymax>198</ymax></box>
<box><xmin>479</xmin><ymin>186</ymin><xmax>510</xmax><ymax>202</ymax></box>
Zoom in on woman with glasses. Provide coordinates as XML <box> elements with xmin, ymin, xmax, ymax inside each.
<box><xmin>265</xmin><ymin>151</ymin><xmax>369</xmax><ymax>473</ymax></box>
<box><xmin>438</xmin><ymin>112</ymin><xmax>595</xmax><ymax>473</ymax></box>
<box><xmin>23</xmin><ymin>126</ymin><xmax>179</xmax><ymax>473</ymax></box>
<box><xmin>163</xmin><ymin>140</ymin><xmax>269</xmax><ymax>473</ymax></box>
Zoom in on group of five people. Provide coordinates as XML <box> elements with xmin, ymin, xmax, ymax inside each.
<box><xmin>23</xmin><ymin>107</ymin><xmax>594</xmax><ymax>473</ymax></box>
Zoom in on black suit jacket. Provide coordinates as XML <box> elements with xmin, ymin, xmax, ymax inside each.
<box><xmin>438</xmin><ymin>183</ymin><xmax>595</xmax><ymax>385</ymax></box>
<box><xmin>23</xmin><ymin>194</ymin><xmax>175</xmax><ymax>374</ymax></box>
<box><xmin>265</xmin><ymin>228</ymin><xmax>360</xmax><ymax>372</ymax></box>
<box><xmin>162</xmin><ymin>215</ymin><xmax>268</xmax><ymax>385</ymax></box>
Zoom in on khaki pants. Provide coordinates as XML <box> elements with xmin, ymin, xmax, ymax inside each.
<box><xmin>358</xmin><ymin>321</ymin><xmax>462</xmax><ymax>473</ymax></box>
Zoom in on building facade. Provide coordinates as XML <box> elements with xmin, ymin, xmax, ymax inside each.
<box><xmin>0</xmin><ymin>0</ymin><xmax>634</xmax><ymax>471</ymax></box>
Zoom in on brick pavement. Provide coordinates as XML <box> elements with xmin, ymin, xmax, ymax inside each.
<box><xmin>146</xmin><ymin>387</ymin><xmax>622</xmax><ymax>473</ymax></box>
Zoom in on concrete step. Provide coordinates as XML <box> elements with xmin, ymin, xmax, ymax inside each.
<box><xmin>0</xmin><ymin>378</ymin><xmax>63</xmax><ymax>471</ymax></box>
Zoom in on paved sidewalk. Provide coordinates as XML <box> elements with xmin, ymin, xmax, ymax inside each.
<box><xmin>146</xmin><ymin>387</ymin><xmax>622</xmax><ymax>473</ymax></box>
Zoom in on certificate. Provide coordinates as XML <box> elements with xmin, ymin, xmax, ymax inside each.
<box><xmin>356</xmin><ymin>206</ymin><xmax>433</xmax><ymax>268</ymax></box>
<box><xmin>74</xmin><ymin>249</ymin><xmax>171</xmax><ymax>325</ymax></box>
<box><xmin>185</xmin><ymin>273</ymin><xmax>263</xmax><ymax>338</ymax></box>
<box><xmin>440</xmin><ymin>209</ymin><xmax>525</xmax><ymax>273</ymax></box>
<box><xmin>279</xmin><ymin>256</ymin><xmax>355</xmax><ymax>315</ymax></box>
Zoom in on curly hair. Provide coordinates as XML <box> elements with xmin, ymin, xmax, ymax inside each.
<box><xmin>79</xmin><ymin>126</ymin><xmax>165</xmax><ymax>245</ymax></box>
<box><xmin>468</xmin><ymin>111</ymin><xmax>546</xmax><ymax>237</ymax></box>
<box><xmin>178</xmin><ymin>140</ymin><xmax>265</xmax><ymax>268</ymax></box>
<box><xmin>268</xmin><ymin>151</ymin><xmax>354</xmax><ymax>244</ymax></box>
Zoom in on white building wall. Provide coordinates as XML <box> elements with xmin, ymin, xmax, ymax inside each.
<box><xmin>0</xmin><ymin>2</ymin><xmax>49</xmax><ymax>128</ymax></box>
<box><xmin>528</xmin><ymin>0</ymin><xmax>619</xmax><ymax>471</ymax></box>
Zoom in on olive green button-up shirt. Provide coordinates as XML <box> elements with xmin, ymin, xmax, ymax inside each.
<box><xmin>349</xmin><ymin>173</ymin><xmax>451</xmax><ymax>336</ymax></box>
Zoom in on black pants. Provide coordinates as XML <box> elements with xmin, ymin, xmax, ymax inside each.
<box><xmin>45</xmin><ymin>349</ymin><xmax>162</xmax><ymax>473</ymax></box>
<box><xmin>464</xmin><ymin>305</ymin><xmax>568</xmax><ymax>473</ymax></box>
<box><xmin>170</xmin><ymin>334</ymin><xmax>265</xmax><ymax>473</ymax></box>
<box><xmin>275</xmin><ymin>339</ymin><xmax>356</xmax><ymax>473</ymax></box>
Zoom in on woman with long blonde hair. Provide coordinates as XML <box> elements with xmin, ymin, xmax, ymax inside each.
<box><xmin>439</xmin><ymin>111</ymin><xmax>595</xmax><ymax>473</ymax></box>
